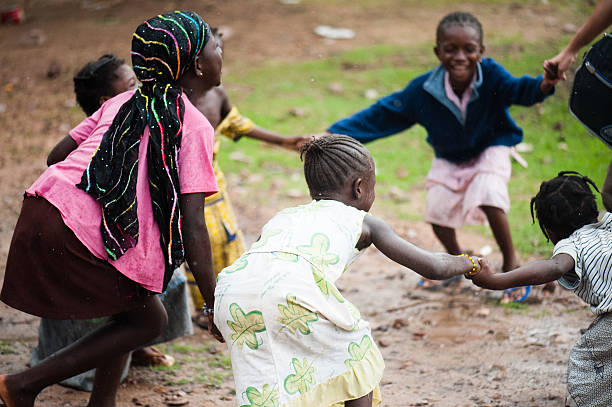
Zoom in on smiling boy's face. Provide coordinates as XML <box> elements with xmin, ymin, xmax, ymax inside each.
<box><xmin>434</xmin><ymin>24</ymin><xmax>484</xmax><ymax>88</ymax></box>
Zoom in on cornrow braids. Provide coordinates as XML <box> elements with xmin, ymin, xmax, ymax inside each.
<box><xmin>300</xmin><ymin>134</ymin><xmax>372</xmax><ymax>197</ymax></box>
<box><xmin>530</xmin><ymin>171</ymin><xmax>600</xmax><ymax>241</ymax></box>
<box><xmin>436</xmin><ymin>11</ymin><xmax>483</xmax><ymax>45</ymax></box>
<box><xmin>73</xmin><ymin>54</ymin><xmax>125</xmax><ymax>116</ymax></box>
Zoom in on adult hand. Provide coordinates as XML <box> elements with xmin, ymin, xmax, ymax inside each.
<box><xmin>208</xmin><ymin>314</ymin><xmax>225</xmax><ymax>343</ymax></box>
<box><xmin>542</xmin><ymin>48</ymin><xmax>578</xmax><ymax>81</ymax></box>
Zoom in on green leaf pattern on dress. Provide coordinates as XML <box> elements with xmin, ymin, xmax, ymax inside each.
<box><xmin>298</xmin><ymin>233</ymin><xmax>344</xmax><ymax>302</ymax></box>
<box><xmin>311</xmin><ymin>267</ymin><xmax>344</xmax><ymax>303</ymax></box>
<box><xmin>271</xmin><ymin>251</ymin><xmax>299</xmax><ymax>262</ymax></box>
<box><xmin>284</xmin><ymin>357</ymin><xmax>316</xmax><ymax>395</ymax></box>
<box><xmin>344</xmin><ymin>335</ymin><xmax>373</xmax><ymax>368</ymax></box>
<box><xmin>277</xmin><ymin>295</ymin><xmax>319</xmax><ymax>335</ymax></box>
<box><xmin>240</xmin><ymin>384</ymin><xmax>279</xmax><ymax>407</ymax></box>
<box><xmin>227</xmin><ymin>303</ymin><xmax>266</xmax><ymax>350</ymax></box>
<box><xmin>223</xmin><ymin>256</ymin><xmax>249</xmax><ymax>274</ymax></box>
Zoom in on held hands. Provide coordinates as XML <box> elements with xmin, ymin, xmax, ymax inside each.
<box><xmin>543</xmin><ymin>48</ymin><xmax>578</xmax><ymax>81</ymax></box>
<box><xmin>280</xmin><ymin>136</ymin><xmax>312</xmax><ymax>151</ymax></box>
<box><xmin>466</xmin><ymin>258</ymin><xmax>494</xmax><ymax>288</ymax></box>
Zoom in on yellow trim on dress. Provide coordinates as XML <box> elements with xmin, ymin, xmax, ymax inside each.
<box><xmin>283</xmin><ymin>343</ymin><xmax>384</xmax><ymax>407</ymax></box>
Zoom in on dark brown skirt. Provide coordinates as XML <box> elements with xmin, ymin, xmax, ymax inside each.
<box><xmin>0</xmin><ymin>195</ymin><xmax>151</xmax><ymax>319</ymax></box>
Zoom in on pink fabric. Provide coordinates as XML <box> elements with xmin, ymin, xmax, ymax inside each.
<box><xmin>27</xmin><ymin>90</ymin><xmax>218</xmax><ymax>292</ymax></box>
<box><xmin>444</xmin><ymin>71</ymin><xmax>475</xmax><ymax>119</ymax></box>
<box><xmin>425</xmin><ymin>146</ymin><xmax>511</xmax><ymax>228</ymax></box>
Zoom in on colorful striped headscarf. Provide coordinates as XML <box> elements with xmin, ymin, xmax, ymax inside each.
<box><xmin>77</xmin><ymin>11</ymin><xmax>211</xmax><ymax>290</ymax></box>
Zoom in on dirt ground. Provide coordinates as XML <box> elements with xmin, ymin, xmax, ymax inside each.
<box><xmin>0</xmin><ymin>0</ymin><xmax>597</xmax><ymax>406</ymax></box>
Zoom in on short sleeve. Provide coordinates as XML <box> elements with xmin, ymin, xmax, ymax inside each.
<box><xmin>553</xmin><ymin>237</ymin><xmax>581</xmax><ymax>290</ymax></box>
<box><xmin>178</xmin><ymin>122</ymin><xmax>218</xmax><ymax>196</ymax></box>
<box><xmin>69</xmin><ymin>107</ymin><xmax>104</xmax><ymax>145</ymax></box>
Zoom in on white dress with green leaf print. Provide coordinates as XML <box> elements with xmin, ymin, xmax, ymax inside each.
<box><xmin>214</xmin><ymin>200</ymin><xmax>384</xmax><ymax>407</ymax></box>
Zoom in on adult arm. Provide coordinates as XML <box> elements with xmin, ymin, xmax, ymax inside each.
<box><xmin>603</xmin><ymin>158</ymin><xmax>612</xmax><ymax>212</ymax></box>
<box><xmin>47</xmin><ymin>135</ymin><xmax>78</xmax><ymax>166</ymax></box>
<box><xmin>359</xmin><ymin>214</ymin><xmax>478</xmax><ymax>280</ymax></box>
<box><xmin>180</xmin><ymin>192</ymin><xmax>223</xmax><ymax>342</ymax></box>
<box><xmin>470</xmin><ymin>254</ymin><xmax>574</xmax><ymax>290</ymax></box>
<box><xmin>327</xmin><ymin>86</ymin><xmax>417</xmax><ymax>143</ymax></box>
<box><xmin>544</xmin><ymin>0</ymin><xmax>612</xmax><ymax>80</ymax></box>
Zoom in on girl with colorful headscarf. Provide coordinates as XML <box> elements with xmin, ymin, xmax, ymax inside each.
<box><xmin>0</xmin><ymin>11</ymin><xmax>223</xmax><ymax>406</ymax></box>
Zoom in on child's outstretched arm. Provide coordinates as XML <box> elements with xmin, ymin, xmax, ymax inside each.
<box><xmin>243</xmin><ymin>127</ymin><xmax>305</xmax><ymax>151</ymax></box>
<box><xmin>360</xmin><ymin>214</ymin><xmax>479</xmax><ymax>280</ymax></box>
<box><xmin>470</xmin><ymin>255</ymin><xmax>574</xmax><ymax>290</ymax></box>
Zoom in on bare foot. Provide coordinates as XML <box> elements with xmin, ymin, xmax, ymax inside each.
<box><xmin>131</xmin><ymin>346</ymin><xmax>175</xmax><ymax>367</ymax></box>
<box><xmin>0</xmin><ymin>374</ymin><xmax>35</xmax><ymax>407</ymax></box>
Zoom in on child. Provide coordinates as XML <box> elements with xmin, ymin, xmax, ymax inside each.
<box><xmin>0</xmin><ymin>12</ymin><xmax>223</xmax><ymax>406</ymax></box>
<box><xmin>214</xmin><ymin>134</ymin><xmax>480</xmax><ymax>407</ymax></box>
<box><xmin>468</xmin><ymin>171</ymin><xmax>612</xmax><ymax>406</ymax></box>
<box><xmin>31</xmin><ymin>54</ymin><xmax>192</xmax><ymax>392</ymax></box>
<box><xmin>327</xmin><ymin>11</ymin><xmax>558</xmax><ymax>299</ymax></box>
<box><xmin>186</xmin><ymin>28</ymin><xmax>304</xmax><ymax>327</ymax></box>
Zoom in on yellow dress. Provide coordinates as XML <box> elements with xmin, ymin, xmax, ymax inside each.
<box><xmin>185</xmin><ymin>107</ymin><xmax>254</xmax><ymax>309</ymax></box>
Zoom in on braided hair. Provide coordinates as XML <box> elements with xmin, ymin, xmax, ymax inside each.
<box><xmin>300</xmin><ymin>134</ymin><xmax>372</xmax><ymax>197</ymax></box>
<box><xmin>74</xmin><ymin>54</ymin><xmax>125</xmax><ymax>116</ymax></box>
<box><xmin>77</xmin><ymin>11</ymin><xmax>211</xmax><ymax>290</ymax></box>
<box><xmin>436</xmin><ymin>11</ymin><xmax>483</xmax><ymax>45</ymax></box>
<box><xmin>530</xmin><ymin>171</ymin><xmax>600</xmax><ymax>241</ymax></box>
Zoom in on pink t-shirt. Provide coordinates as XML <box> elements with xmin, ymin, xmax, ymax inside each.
<box><xmin>444</xmin><ymin>71</ymin><xmax>476</xmax><ymax>119</ymax></box>
<box><xmin>27</xmin><ymin>90</ymin><xmax>218</xmax><ymax>293</ymax></box>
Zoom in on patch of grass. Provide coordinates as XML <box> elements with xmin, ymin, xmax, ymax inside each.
<box><xmin>0</xmin><ymin>341</ymin><xmax>17</xmax><ymax>355</ymax></box>
<box><xmin>195</xmin><ymin>371</ymin><xmax>230</xmax><ymax>387</ymax></box>
<box><xmin>170</xmin><ymin>343</ymin><xmax>210</xmax><ymax>354</ymax></box>
<box><xmin>217</xmin><ymin>32</ymin><xmax>608</xmax><ymax>259</ymax></box>
<box><xmin>208</xmin><ymin>354</ymin><xmax>232</xmax><ymax>370</ymax></box>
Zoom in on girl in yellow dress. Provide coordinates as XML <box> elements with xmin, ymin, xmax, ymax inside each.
<box><xmin>186</xmin><ymin>30</ymin><xmax>304</xmax><ymax>325</ymax></box>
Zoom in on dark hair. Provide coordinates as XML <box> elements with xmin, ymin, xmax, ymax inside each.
<box><xmin>73</xmin><ymin>54</ymin><xmax>125</xmax><ymax>116</ymax></box>
<box><xmin>530</xmin><ymin>171</ymin><xmax>600</xmax><ymax>241</ymax></box>
<box><xmin>300</xmin><ymin>134</ymin><xmax>372</xmax><ymax>196</ymax></box>
<box><xmin>436</xmin><ymin>11</ymin><xmax>483</xmax><ymax>44</ymax></box>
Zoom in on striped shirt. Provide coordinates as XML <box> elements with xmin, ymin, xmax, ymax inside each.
<box><xmin>554</xmin><ymin>212</ymin><xmax>612</xmax><ymax>315</ymax></box>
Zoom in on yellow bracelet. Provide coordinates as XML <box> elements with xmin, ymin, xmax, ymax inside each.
<box><xmin>462</xmin><ymin>253</ymin><xmax>477</xmax><ymax>278</ymax></box>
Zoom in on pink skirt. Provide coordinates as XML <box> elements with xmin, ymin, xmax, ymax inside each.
<box><xmin>425</xmin><ymin>146</ymin><xmax>511</xmax><ymax>228</ymax></box>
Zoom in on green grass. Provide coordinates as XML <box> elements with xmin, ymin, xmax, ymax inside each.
<box><xmin>216</xmin><ymin>31</ymin><xmax>608</xmax><ymax>258</ymax></box>
<box><xmin>0</xmin><ymin>341</ymin><xmax>18</xmax><ymax>355</ymax></box>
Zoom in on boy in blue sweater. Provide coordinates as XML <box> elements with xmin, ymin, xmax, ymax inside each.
<box><xmin>328</xmin><ymin>12</ymin><xmax>557</xmax><ymax>298</ymax></box>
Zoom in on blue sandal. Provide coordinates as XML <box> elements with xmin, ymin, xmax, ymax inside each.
<box><xmin>502</xmin><ymin>285</ymin><xmax>531</xmax><ymax>302</ymax></box>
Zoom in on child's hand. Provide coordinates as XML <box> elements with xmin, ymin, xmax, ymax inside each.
<box><xmin>462</xmin><ymin>255</ymin><xmax>481</xmax><ymax>279</ymax></box>
<box><xmin>469</xmin><ymin>258</ymin><xmax>494</xmax><ymax>288</ymax></box>
<box><xmin>281</xmin><ymin>136</ymin><xmax>311</xmax><ymax>151</ymax></box>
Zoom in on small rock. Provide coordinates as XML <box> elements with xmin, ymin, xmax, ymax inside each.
<box><xmin>364</xmin><ymin>88</ymin><xmax>378</xmax><ymax>99</ymax></box>
<box><xmin>22</xmin><ymin>28</ymin><xmax>47</xmax><ymax>46</ymax></box>
<box><xmin>392</xmin><ymin>318</ymin><xmax>409</xmax><ymax>329</ymax></box>
<box><xmin>314</xmin><ymin>25</ymin><xmax>355</xmax><ymax>40</ymax></box>
<box><xmin>377</xmin><ymin>339</ymin><xmax>391</xmax><ymax>347</ymax></box>
<box><xmin>562</xmin><ymin>23</ymin><xmax>578</xmax><ymax>34</ymax></box>
<box><xmin>0</xmin><ymin>103</ymin><xmax>6</xmax><ymax>113</ymax></box>
<box><xmin>552</xmin><ymin>334</ymin><xmax>571</xmax><ymax>344</ymax></box>
<box><xmin>328</xmin><ymin>82</ymin><xmax>343</xmax><ymax>94</ymax></box>
<box><xmin>406</xmin><ymin>229</ymin><xmax>417</xmax><ymax>239</ymax></box>
<box><xmin>209</xmin><ymin>345</ymin><xmax>217</xmax><ymax>354</ymax></box>
<box><xmin>47</xmin><ymin>61</ymin><xmax>61</xmax><ymax>79</ymax></box>
<box><xmin>558</xmin><ymin>142</ymin><xmax>568</xmax><ymax>151</ymax></box>
<box><xmin>400</xmin><ymin>361</ymin><xmax>413</xmax><ymax>369</ymax></box>
<box><xmin>412</xmin><ymin>330</ymin><xmax>426</xmax><ymax>339</ymax></box>
<box><xmin>389</xmin><ymin>185</ymin><xmax>410</xmax><ymax>202</ymax></box>
<box><xmin>476</xmin><ymin>307</ymin><xmax>490</xmax><ymax>318</ymax></box>
<box><xmin>543</xmin><ymin>16</ymin><xmax>557</xmax><ymax>26</ymax></box>
<box><xmin>289</xmin><ymin>107</ymin><xmax>307</xmax><ymax>117</ymax></box>
<box><xmin>229</xmin><ymin>151</ymin><xmax>252</xmax><ymax>164</ymax></box>
<box><xmin>375</xmin><ymin>324</ymin><xmax>389</xmax><ymax>332</ymax></box>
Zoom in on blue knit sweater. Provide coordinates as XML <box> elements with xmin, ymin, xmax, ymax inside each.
<box><xmin>328</xmin><ymin>57</ymin><xmax>554</xmax><ymax>163</ymax></box>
